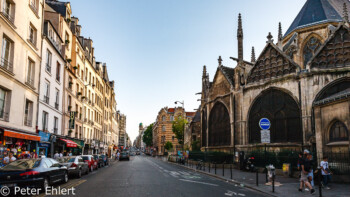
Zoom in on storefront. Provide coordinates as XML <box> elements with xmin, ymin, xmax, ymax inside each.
<box><xmin>70</xmin><ymin>138</ymin><xmax>84</xmax><ymax>155</ymax></box>
<box><xmin>37</xmin><ymin>131</ymin><xmax>51</xmax><ymax>157</ymax></box>
<box><xmin>0</xmin><ymin>128</ymin><xmax>41</xmax><ymax>165</ymax></box>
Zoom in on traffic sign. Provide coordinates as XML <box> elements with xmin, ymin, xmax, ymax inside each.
<box><xmin>259</xmin><ymin>118</ymin><xmax>270</xmax><ymax>130</ymax></box>
<box><xmin>261</xmin><ymin>130</ymin><xmax>270</xmax><ymax>143</ymax></box>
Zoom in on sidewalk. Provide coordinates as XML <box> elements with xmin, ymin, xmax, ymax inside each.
<box><xmin>160</xmin><ymin>157</ymin><xmax>350</xmax><ymax>197</ymax></box>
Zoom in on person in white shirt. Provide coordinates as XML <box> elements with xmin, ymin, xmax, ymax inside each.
<box><xmin>54</xmin><ymin>151</ymin><xmax>60</xmax><ymax>159</ymax></box>
<box><xmin>3</xmin><ymin>151</ymin><xmax>16</xmax><ymax>165</ymax></box>
<box><xmin>59</xmin><ymin>152</ymin><xmax>63</xmax><ymax>157</ymax></box>
<box><xmin>320</xmin><ymin>156</ymin><xmax>332</xmax><ymax>189</ymax></box>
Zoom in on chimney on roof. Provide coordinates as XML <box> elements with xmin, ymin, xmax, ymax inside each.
<box><xmin>237</xmin><ymin>13</ymin><xmax>243</xmax><ymax>62</ymax></box>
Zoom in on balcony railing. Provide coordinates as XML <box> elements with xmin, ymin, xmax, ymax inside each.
<box><xmin>1</xmin><ymin>9</ymin><xmax>14</xmax><ymax>24</ymax></box>
<box><xmin>24</xmin><ymin>114</ymin><xmax>32</xmax><ymax>127</ymax></box>
<box><xmin>43</xmin><ymin>95</ymin><xmax>49</xmax><ymax>104</ymax></box>
<box><xmin>0</xmin><ymin>57</ymin><xmax>13</xmax><ymax>73</ymax></box>
<box><xmin>55</xmin><ymin>102</ymin><xmax>59</xmax><ymax>110</ymax></box>
<box><xmin>46</xmin><ymin>64</ymin><xmax>51</xmax><ymax>73</ymax></box>
<box><xmin>26</xmin><ymin>78</ymin><xmax>35</xmax><ymax>88</ymax></box>
<box><xmin>0</xmin><ymin>109</ymin><xmax>9</xmax><ymax>122</ymax></box>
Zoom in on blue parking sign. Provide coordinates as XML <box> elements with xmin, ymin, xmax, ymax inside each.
<box><xmin>259</xmin><ymin>118</ymin><xmax>270</xmax><ymax>130</ymax></box>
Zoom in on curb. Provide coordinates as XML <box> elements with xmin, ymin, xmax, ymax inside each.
<box><xmin>159</xmin><ymin>158</ymin><xmax>278</xmax><ymax>197</ymax></box>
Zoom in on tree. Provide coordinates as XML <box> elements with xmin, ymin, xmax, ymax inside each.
<box><xmin>172</xmin><ymin>116</ymin><xmax>187</xmax><ymax>145</ymax></box>
<box><xmin>164</xmin><ymin>141</ymin><xmax>173</xmax><ymax>151</ymax></box>
<box><xmin>142</xmin><ymin>124</ymin><xmax>153</xmax><ymax>147</ymax></box>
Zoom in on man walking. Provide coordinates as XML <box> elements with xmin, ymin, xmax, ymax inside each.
<box><xmin>299</xmin><ymin>151</ymin><xmax>315</xmax><ymax>194</ymax></box>
<box><xmin>320</xmin><ymin>156</ymin><xmax>332</xmax><ymax>189</ymax></box>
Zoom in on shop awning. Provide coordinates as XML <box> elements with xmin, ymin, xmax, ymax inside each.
<box><xmin>4</xmin><ymin>130</ymin><xmax>40</xmax><ymax>141</ymax></box>
<box><xmin>60</xmin><ymin>138</ymin><xmax>77</xmax><ymax>148</ymax></box>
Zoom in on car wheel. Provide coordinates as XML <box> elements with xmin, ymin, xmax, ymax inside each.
<box><xmin>77</xmin><ymin>169</ymin><xmax>82</xmax><ymax>178</ymax></box>
<box><xmin>63</xmin><ymin>171</ymin><xmax>69</xmax><ymax>183</ymax></box>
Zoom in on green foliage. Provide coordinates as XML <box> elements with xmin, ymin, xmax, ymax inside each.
<box><xmin>164</xmin><ymin>141</ymin><xmax>173</xmax><ymax>151</ymax></box>
<box><xmin>172</xmin><ymin>116</ymin><xmax>187</xmax><ymax>145</ymax></box>
<box><xmin>142</xmin><ymin>124</ymin><xmax>153</xmax><ymax>147</ymax></box>
<box><xmin>191</xmin><ymin>140</ymin><xmax>201</xmax><ymax>151</ymax></box>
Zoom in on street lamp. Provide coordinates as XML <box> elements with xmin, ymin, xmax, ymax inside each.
<box><xmin>174</xmin><ymin>100</ymin><xmax>185</xmax><ymax>151</ymax></box>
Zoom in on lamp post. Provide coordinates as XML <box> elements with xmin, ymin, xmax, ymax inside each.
<box><xmin>174</xmin><ymin>100</ymin><xmax>185</xmax><ymax>151</ymax></box>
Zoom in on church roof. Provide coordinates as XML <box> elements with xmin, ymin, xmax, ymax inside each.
<box><xmin>218</xmin><ymin>65</ymin><xmax>235</xmax><ymax>86</ymax></box>
<box><xmin>284</xmin><ymin>0</ymin><xmax>350</xmax><ymax>37</ymax></box>
<box><xmin>314</xmin><ymin>88</ymin><xmax>350</xmax><ymax>105</ymax></box>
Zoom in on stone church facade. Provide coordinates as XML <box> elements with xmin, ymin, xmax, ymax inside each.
<box><xmin>200</xmin><ymin>0</ymin><xmax>350</xmax><ymax>160</ymax></box>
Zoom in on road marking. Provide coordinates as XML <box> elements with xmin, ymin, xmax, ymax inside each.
<box><xmin>224</xmin><ymin>190</ymin><xmax>245</xmax><ymax>196</ymax></box>
<box><xmin>179</xmin><ymin>171</ymin><xmax>190</xmax><ymax>175</ymax></box>
<box><xmin>178</xmin><ymin>179</ymin><xmax>218</xmax><ymax>186</ymax></box>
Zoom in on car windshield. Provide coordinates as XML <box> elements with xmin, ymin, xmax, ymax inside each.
<box><xmin>82</xmin><ymin>156</ymin><xmax>89</xmax><ymax>161</ymax></box>
<box><xmin>57</xmin><ymin>157</ymin><xmax>75</xmax><ymax>163</ymax></box>
<box><xmin>1</xmin><ymin>159</ymin><xmax>41</xmax><ymax>170</ymax></box>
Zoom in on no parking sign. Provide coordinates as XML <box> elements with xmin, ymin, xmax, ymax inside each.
<box><xmin>259</xmin><ymin>118</ymin><xmax>271</xmax><ymax>143</ymax></box>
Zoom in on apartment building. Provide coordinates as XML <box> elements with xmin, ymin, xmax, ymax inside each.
<box><xmin>0</xmin><ymin>0</ymin><xmax>44</xmax><ymax>152</ymax></box>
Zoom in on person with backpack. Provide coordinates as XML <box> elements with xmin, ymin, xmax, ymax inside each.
<box><xmin>320</xmin><ymin>156</ymin><xmax>332</xmax><ymax>189</ymax></box>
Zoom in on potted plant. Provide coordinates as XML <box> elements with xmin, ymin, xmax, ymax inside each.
<box><xmin>67</xmin><ymin>59</ymin><xmax>72</xmax><ymax>63</ymax></box>
<box><xmin>77</xmin><ymin>92</ymin><xmax>82</xmax><ymax>96</ymax></box>
<box><xmin>73</xmin><ymin>66</ymin><xmax>78</xmax><ymax>70</ymax></box>
<box><xmin>65</xmin><ymin>39</ymin><xmax>70</xmax><ymax>44</ymax></box>
<box><xmin>68</xmin><ymin>105</ymin><xmax>72</xmax><ymax>110</ymax></box>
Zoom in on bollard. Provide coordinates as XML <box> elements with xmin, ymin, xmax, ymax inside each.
<box><xmin>256</xmin><ymin>170</ymin><xmax>259</xmax><ymax>186</ymax></box>
<box><xmin>318</xmin><ymin>167</ymin><xmax>322</xmax><ymax>197</ymax></box>
<box><xmin>265</xmin><ymin>167</ymin><xmax>268</xmax><ymax>183</ymax></box>
<box><xmin>223</xmin><ymin>164</ymin><xmax>225</xmax><ymax>176</ymax></box>
<box><xmin>230</xmin><ymin>164</ymin><xmax>232</xmax><ymax>179</ymax></box>
<box><xmin>209</xmin><ymin>163</ymin><xmax>211</xmax><ymax>173</ymax></box>
<box><xmin>215</xmin><ymin>163</ymin><xmax>217</xmax><ymax>174</ymax></box>
<box><xmin>272</xmin><ymin>175</ymin><xmax>275</xmax><ymax>193</ymax></box>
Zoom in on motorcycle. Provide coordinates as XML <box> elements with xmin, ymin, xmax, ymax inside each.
<box><xmin>243</xmin><ymin>156</ymin><xmax>256</xmax><ymax>172</ymax></box>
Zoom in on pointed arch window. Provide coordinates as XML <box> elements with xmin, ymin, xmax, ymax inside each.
<box><xmin>303</xmin><ymin>36</ymin><xmax>322</xmax><ymax>66</ymax></box>
<box><xmin>330</xmin><ymin>121</ymin><xmax>349</xmax><ymax>142</ymax></box>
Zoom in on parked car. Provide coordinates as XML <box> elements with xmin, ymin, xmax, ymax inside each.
<box><xmin>57</xmin><ymin>156</ymin><xmax>89</xmax><ymax>178</ymax></box>
<box><xmin>82</xmin><ymin>155</ymin><xmax>98</xmax><ymax>172</ymax></box>
<box><xmin>0</xmin><ymin>158</ymin><xmax>68</xmax><ymax>191</ymax></box>
<box><xmin>93</xmin><ymin>154</ymin><xmax>104</xmax><ymax>168</ymax></box>
<box><xmin>99</xmin><ymin>155</ymin><xmax>109</xmax><ymax>166</ymax></box>
<box><xmin>119</xmin><ymin>151</ymin><xmax>130</xmax><ymax>161</ymax></box>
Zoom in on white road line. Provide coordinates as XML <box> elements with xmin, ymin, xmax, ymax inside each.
<box><xmin>179</xmin><ymin>171</ymin><xmax>190</xmax><ymax>175</ymax></box>
<box><xmin>178</xmin><ymin>179</ymin><xmax>218</xmax><ymax>186</ymax></box>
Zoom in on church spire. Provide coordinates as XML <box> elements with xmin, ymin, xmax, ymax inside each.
<box><xmin>202</xmin><ymin>65</ymin><xmax>207</xmax><ymax>78</ymax></box>
<box><xmin>277</xmin><ymin>22</ymin><xmax>283</xmax><ymax>49</ymax></box>
<box><xmin>218</xmin><ymin>56</ymin><xmax>223</xmax><ymax>66</ymax></box>
<box><xmin>343</xmin><ymin>2</ymin><xmax>349</xmax><ymax>23</ymax></box>
<box><xmin>251</xmin><ymin>47</ymin><xmax>256</xmax><ymax>63</ymax></box>
<box><xmin>237</xmin><ymin>13</ymin><xmax>243</xmax><ymax>62</ymax></box>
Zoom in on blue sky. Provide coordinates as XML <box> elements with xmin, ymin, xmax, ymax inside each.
<box><xmin>66</xmin><ymin>0</ymin><xmax>306</xmax><ymax>142</ymax></box>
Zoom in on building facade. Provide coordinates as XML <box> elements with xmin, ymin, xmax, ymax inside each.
<box><xmin>200</xmin><ymin>0</ymin><xmax>350</xmax><ymax>165</ymax></box>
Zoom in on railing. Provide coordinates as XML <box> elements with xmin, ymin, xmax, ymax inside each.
<box><xmin>55</xmin><ymin>102</ymin><xmax>59</xmax><ymax>110</ymax></box>
<box><xmin>26</xmin><ymin>78</ymin><xmax>35</xmax><ymax>88</ymax></box>
<box><xmin>24</xmin><ymin>115</ymin><xmax>32</xmax><ymax>127</ymax></box>
<box><xmin>0</xmin><ymin>109</ymin><xmax>9</xmax><ymax>122</ymax></box>
<box><xmin>43</xmin><ymin>95</ymin><xmax>49</xmax><ymax>104</ymax></box>
<box><xmin>28</xmin><ymin>36</ymin><xmax>35</xmax><ymax>46</ymax></box>
<box><xmin>29</xmin><ymin>2</ymin><xmax>38</xmax><ymax>14</ymax></box>
<box><xmin>46</xmin><ymin>63</ymin><xmax>51</xmax><ymax>73</ymax></box>
<box><xmin>0</xmin><ymin>57</ymin><xmax>13</xmax><ymax>73</ymax></box>
<box><xmin>1</xmin><ymin>9</ymin><xmax>14</xmax><ymax>24</ymax></box>
<box><xmin>189</xmin><ymin>151</ymin><xmax>234</xmax><ymax>164</ymax></box>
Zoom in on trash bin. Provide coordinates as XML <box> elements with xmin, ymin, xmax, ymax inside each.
<box><xmin>282</xmin><ymin>163</ymin><xmax>291</xmax><ymax>177</ymax></box>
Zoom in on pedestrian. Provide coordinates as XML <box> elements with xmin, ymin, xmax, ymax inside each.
<box><xmin>117</xmin><ymin>151</ymin><xmax>120</xmax><ymax>161</ymax></box>
<box><xmin>68</xmin><ymin>151</ymin><xmax>73</xmax><ymax>156</ymax></box>
<box><xmin>54</xmin><ymin>151</ymin><xmax>60</xmax><ymax>159</ymax></box>
<box><xmin>3</xmin><ymin>151</ymin><xmax>16</xmax><ymax>165</ymax></box>
<box><xmin>299</xmin><ymin>152</ymin><xmax>315</xmax><ymax>194</ymax></box>
<box><xmin>304</xmin><ymin>150</ymin><xmax>314</xmax><ymax>188</ymax></box>
<box><xmin>320</xmin><ymin>156</ymin><xmax>332</xmax><ymax>189</ymax></box>
<box><xmin>59</xmin><ymin>152</ymin><xmax>63</xmax><ymax>157</ymax></box>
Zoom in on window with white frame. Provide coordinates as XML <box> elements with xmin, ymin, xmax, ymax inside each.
<box><xmin>46</xmin><ymin>50</ymin><xmax>52</xmax><ymax>73</ymax></box>
<box><xmin>54</xmin><ymin>117</ymin><xmax>58</xmax><ymax>134</ymax></box>
<box><xmin>0</xmin><ymin>87</ymin><xmax>9</xmax><ymax>120</ymax></box>
<box><xmin>56</xmin><ymin>62</ymin><xmax>61</xmax><ymax>81</ymax></box>
<box><xmin>26</xmin><ymin>59</ymin><xmax>35</xmax><ymax>87</ymax></box>
<box><xmin>1</xmin><ymin>36</ymin><xmax>13</xmax><ymax>72</ymax></box>
<box><xmin>29</xmin><ymin>24</ymin><xmax>37</xmax><ymax>46</ymax></box>
<box><xmin>44</xmin><ymin>81</ymin><xmax>50</xmax><ymax>104</ymax></box>
<box><xmin>42</xmin><ymin>111</ymin><xmax>48</xmax><ymax>131</ymax></box>
<box><xmin>3</xmin><ymin>0</ymin><xmax>15</xmax><ymax>23</ymax></box>
<box><xmin>24</xmin><ymin>99</ymin><xmax>33</xmax><ymax>127</ymax></box>
<box><xmin>55</xmin><ymin>89</ymin><xmax>59</xmax><ymax>110</ymax></box>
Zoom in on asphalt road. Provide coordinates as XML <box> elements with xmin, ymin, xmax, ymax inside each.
<box><xmin>56</xmin><ymin>155</ymin><xmax>268</xmax><ymax>197</ymax></box>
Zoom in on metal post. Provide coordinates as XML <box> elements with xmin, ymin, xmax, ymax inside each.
<box><xmin>223</xmin><ymin>164</ymin><xmax>224</xmax><ymax>176</ymax></box>
<box><xmin>230</xmin><ymin>164</ymin><xmax>232</xmax><ymax>179</ymax></box>
<box><xmin>209</xmin><ymin>163</ymin><xmax>211</xmax><ymax>173</ymax></box>
<box><xmin>318</xmin><ymin>167</ymin><xmax>322</xmax><ymax>197</ymax></box>
<box><xmin>272</xmin><ymin>175</ymin><xmax>275</xmax><ymax>193</ymax></box>
<box><xmin>265</xmin><ymin>144</ymin><xmax>267</xmax><ymax>183</ymax></box>
<box><xmin>215</xmin><ymin>163</ymin><xmax>217</xmax><ymax>174</ymax></box>
<box><xmin>256</xmin><ymin>170</ymin><xmax>259</xmax><ymax>186</ymax></box>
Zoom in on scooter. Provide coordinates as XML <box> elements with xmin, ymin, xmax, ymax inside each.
<box><xmin>244</xmin><ymin>157</ymin><xmax>256</xmax><ymax>172</ymax></box>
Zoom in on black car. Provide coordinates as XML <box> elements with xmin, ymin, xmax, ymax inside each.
<box><xmin>93</xmin><ymin>155</ymin><xmax>104</xmax><ymax>168</ymax></box>
<box><xmin>0</xmin><ymin>158</ymin><xmax>68</xmax><ymax>191</ymax></box>
<box><xmin>119</xmin><ymin>151</ymin><xmax>130</xmax><ymax>161</ymax></box>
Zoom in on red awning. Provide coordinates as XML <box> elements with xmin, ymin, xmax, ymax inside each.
<box><xmin>60</xmin><ymin>138</ymin><xmax>77</xmax><ymax>148</ymax></box>
<box><xmin>4</xmin><ymin>130</ymin><xmax>41</xmax><ymax>141</ymax></box>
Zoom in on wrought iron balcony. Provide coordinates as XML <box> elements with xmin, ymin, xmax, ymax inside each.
<box><xmin>0</xmin><ymin>57</ymin><xmax>13</xmax><ymax>73</ymax></box>
<box><xmin>24</xmin><ymin>114</ymin><xmax>32</xmax><ymax>127</ymax></box>
<box><xmin>55</xmin><ymin>102</ymin><xmax>59</xmax><ymax>110</ymax></box>
<box><xmin>26</xmin><ymin>78</ymin><xmax>35</xmax><ymax>88</ymax></box>
<box><xmin>29</xmin><ymin>2</ymin><xmax>38</xmax><ymax>14</ymax></box>
<box><xmin>43</xmin><ymin>95</ymin><xmax>49</xmax><ymax>104</ymax></box>
<box><xmin>46</xmin><ymin>64</ymin><xmax>51</xmax><ymax>73</ymax></box>
<box><xmin>0</xmin><ymin>109</ymin><xmax>9</xmax><ymax>122</ymax></box>
<box><xmin>1</xmin><ymin>9</ymin><xmax>14</xmax><ymax>24</ymax></box>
